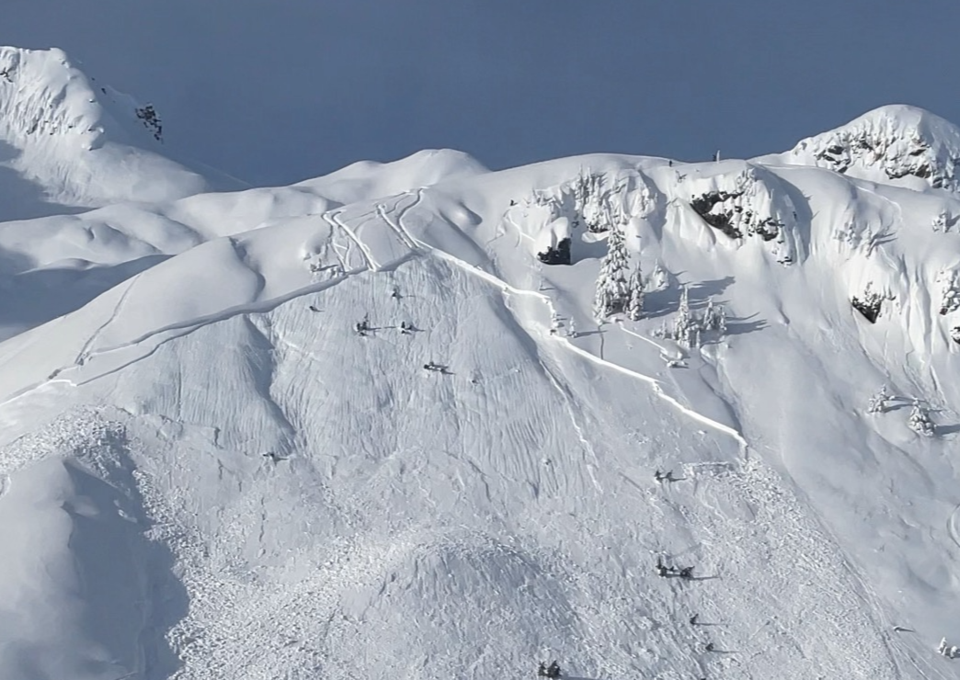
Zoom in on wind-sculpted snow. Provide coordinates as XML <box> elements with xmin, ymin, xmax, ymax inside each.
<box><xmin>5</xmin><ymin>99</ymin><xmax>960</xmax><ymax>680</ymax></box>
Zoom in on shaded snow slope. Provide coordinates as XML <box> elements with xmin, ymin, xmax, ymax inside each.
<box><xmin>0</xmin><ymin>46</ymin><xmax>225</xmax><ymax>218</ymax></box>
<box><xmin>3</xmin><ymin>104</ymin><xmax>960</xmax><ymax>680</ymax></box>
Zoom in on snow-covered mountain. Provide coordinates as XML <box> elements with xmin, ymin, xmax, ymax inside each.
<box><xmin>0</xmin><ymin>47</ymin><xmax>240</xmax><ymax>221</ymax></box>
<box><xmin>2</xmin><ymin>48</ymin><xmax>960</xmax><ymax>680</ymax></box>
<box><xmin>768</xmin><ymin>104</ymin><xmax>960</xmax><ymax>192</ymax></box>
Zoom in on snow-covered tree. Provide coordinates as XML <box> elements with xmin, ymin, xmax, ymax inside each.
<box><xmin>867</xmin><ymin>384</ymin><xmax>891</xmax><ymax>414</ymax></box>
<box><xmin>549</xmin><ymin>311</ymin><xmax>563</xmax><ymax>335</ymax></box>
<box><xmin>593</xmin><ymin>223</ymin><xmax>631</xmax><ymax>320</ymax></box>
<box><xmin>702</xmin><ymin>298</ymin><xmax>727</xmax><ymax>333</ymax></box>
<box><xmin>673</xmin><ymin>285</ymin><xmax>701</xmax><ymax>348</ymax></box>
<box><xmin>908</xmin><ymin>401</ymin><xmax>935</xmax><ymax>437</ymax></box>
<box><xmin>933</xmin><ymin>210</ymin><xmax>950</xmax><ymax>233</ymax></box>
<box><xmin>937</xmin><ymin>269</ymin><xmax>960</xmax><ymax>315</ymax></box>
<box><xmin>571</xmin><ymin>170</ymin><xmax>607</xmax><ymax>233</ymax></box>
<box><xmin>650</xmin><ymin>261</ymin><xmax>669</xmax><ymax>291</ymax></box>
<box><xmin>650</xmin><ymin>286</ymin><xmax>729</xmax><ymax>349</ymax></box>
<box><xmin>626</xmin><ymin>264</ymin><xmax>644</xmax><ymax>321</ymax></box>
<box><xmin>566</xmin><ymin>318</ymin><xmax>578</xmax><ymax>338</ymax></box>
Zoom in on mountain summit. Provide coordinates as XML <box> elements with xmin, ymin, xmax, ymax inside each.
<box><xmin>780</xmin><ymin>104</ymin><xmax>960</xmax><ymax>191</ymax></box>
<box><xmin>0</xmin><ymin>46</ymin><xmax>217</xmax><ymax>218</ymax></box>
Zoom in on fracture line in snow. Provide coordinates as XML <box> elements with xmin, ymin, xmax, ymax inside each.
<box><xmin>396</xmin><ymin>194</ymin><xmax>748</xmax><ymax>451</ymax></box>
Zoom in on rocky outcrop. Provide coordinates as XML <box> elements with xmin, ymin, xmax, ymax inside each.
<box><xmin>537</xmin><ymin>237</ymin><xmax>571</xmax><ymax>265</ymax></box>
<box><xmin>787</xmin><ymin>105</ymin><xmax>960</xmax><ymax>191</ymax></box>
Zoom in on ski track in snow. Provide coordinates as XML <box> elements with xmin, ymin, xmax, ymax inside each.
<box><xmin>396</xmin><ymin>190</ymin><xmax>749</xmax><ymax>453</ymax></box>
<box><xmin>2</xmin><ymin>101</ymin><xmax>960</xmax><ymax>679</ymax></box>
<box><xmin>330</xmin><ymin>208</ymin><xmax>380</xmax><ymax>271</ymax></box>
<box><xmin>948</xmin><ymin>504</ymin><xmax>960</xmax><ymax>551</ymax></box>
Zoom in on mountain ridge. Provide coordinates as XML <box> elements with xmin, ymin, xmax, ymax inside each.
<box><xmin>0</xmin><ymin>44</ymin><xmax>959</xmax><ymax>680</ymax></box>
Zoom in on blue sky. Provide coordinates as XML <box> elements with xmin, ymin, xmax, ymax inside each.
<box><xmin>6</xmin><ymin>1</ymin><xmax>960</xmax><ymax>185</ymax></box>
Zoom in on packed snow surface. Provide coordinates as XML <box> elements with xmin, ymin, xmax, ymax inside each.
<box><xmin>2</xmin><ymin>49</ymin><xmax>960</xmax><ymax>680</ymax></box>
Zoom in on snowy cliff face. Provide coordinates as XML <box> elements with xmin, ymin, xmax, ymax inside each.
<box><xmin>5</xmin><ymin>49</ymin><xmax>960</xmax><ymax>680</ymax></box>
<box><xmin>0</xmin><ymin>47</ymin><xmax>211</xmax><ymax>215</ymax></box>
<box><xmin>782</xmin><ymin>104</ymin><xmax>960</xmax><ymax>192</ymax></box>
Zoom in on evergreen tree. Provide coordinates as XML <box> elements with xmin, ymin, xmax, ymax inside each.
<box><xmin>908</xmin><ymin>401</ymin><xmax>935</xmax><ymax>437</ymax></box>
<box><xmin>673</xmin><ymin>285</ymin><xmax>699</xmax><ymax>348</ymax></box>
<box><xmin>626</xmin><ymin>264</ymin><xmax>644</xmax><ymax>321</ymax></box>
<box><xmin>867</xmin><ymin>385</ymin><xmax>891</xmax><ymax>414</ymax></box>
<box><xmin>549</xmin><ymin>311</ymin><xmax>563</xmax><ymax>335</ymax></box>
<box><xmin>933</xmin><ymin>210</ymin><xmax>950</xmax><ymax>233</ymax></box>
<box><xmin>650</xmin><ymin>261</ymin><xmax>669</xmax><ymax>291</ymax></box>
<box><xmin>938</xmin><ymin>269</ymin><xmax>960</xmax><ymax>315</ymax></box>
<box><xmin>702</xmin><ymin>298</ymin><xmax>727</xmax><ymax>333</ymax></box>
<box><xmin>593</xmin><ymin>221</ymin><xmax>631</xmax><ymax>320</ymax></box>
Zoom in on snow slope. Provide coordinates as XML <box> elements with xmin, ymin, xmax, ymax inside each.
<box><xmin>0</xmin><ymin>46</ymin><xmax>235</xmax><ymax>220</ymax></box>
<box><xmin>2</xmin><ymin>51</ymin><xmax>960</xmax><ymax>680</ymax></box>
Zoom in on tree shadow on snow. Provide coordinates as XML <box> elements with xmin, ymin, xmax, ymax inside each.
<box><xmin>570</xmin><ymin>231</ymin><xmax>611</xmax><ymax>264</ymax></box>
<box><xmin>724</xmin><ymin>313</ymin><xmax>767</xmax><ymax>336</ymax></box>
<box><xmin>707</xmin><ymin>647</ymin><xmax>740</xmax><ymax>655</ymax></box>
<box><xmin>642</xmin><ymin>276</ymin><xmax>736</xmax><ymax>321</ymax></box>
<box><xmin>880</xmin><ymin>397</ymin><xmax>914</xmax><ymax>414</ymax></box>
<box><xmin>936</xmin><ymin>423</ymin><xmax>960</xmax><ymax>436</ymax></box>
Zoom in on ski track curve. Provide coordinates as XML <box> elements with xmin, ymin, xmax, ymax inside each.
<box><xmin>376</xmin><ymin>197</ymin><xmax>418</xmax><ymax>250</ymax></box>
<box><xmin>948</xmin><ymin>503</ymin><xmax>960</xmax><ymax>550</ymax></box>
<box><xmin>394</xmin><ymin>195</ymin><xmax>748</xmax><ymax>451</ymax></box>
<box><xmin>330</xmin><ymin>209</ymin><xmax>379</xmax><ymax>271</ymax></box>
<box><xmin>0</xmin><ymin>267</ymin><xmax>366</xmax><ymax>411</ymax></box>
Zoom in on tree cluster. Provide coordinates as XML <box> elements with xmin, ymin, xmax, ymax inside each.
<box><xmin>867</xmin><ymin>385</ymin><xmax>936</xmax><ymax>437</ymax></box>
<box><xmin>593</xmin><ymin>221</ymin><xmax>639</xmax><ymax>320</ymax></box>
<box><xmin>908</xmin><ymin>401</ymin><xmax>935</xmax><ymax>437</ymax></box>
<box><xmin>570</xmin><ymin>169</ymin><xmax>628</xmax><ymax>234</ymax></box>
<box><xmin>937</xmin><ymin>269</ymin><xmax>960</xmax><ymax>315</ymax></box>
<box><xmin>653</xmin><ymin>286</ymin><xmax>727</xmax><ymax>350</ymax></box>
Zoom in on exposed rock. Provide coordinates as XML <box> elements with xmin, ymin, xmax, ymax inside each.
<box><xmin>852</xmin><ymin>285</ymin><xmax>885</xmax><ymax>323</ymax></box>
<box><xmin>788</xmin><ymin>105</ymin><xmax>960</xmax><ymax>192</ymax></box>
<box><xmin>537</xmin><ymin>237</ymin><xmax>571</xmax><ymax>265</ymax></box>
<box><xmin>688</xmin><ymin>169</ymin><xmax>785</xmax><ymax>242</ymax></box>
